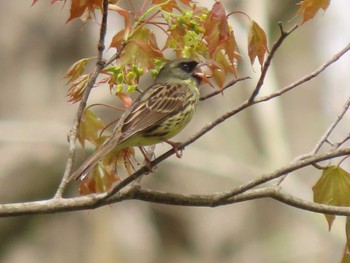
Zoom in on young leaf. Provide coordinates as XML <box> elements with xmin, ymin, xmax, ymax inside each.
<box><xmin>67</xmin><ymin>73</ymin><xmax>90</xmax><ymax>103</ymax></box>
<box><xmin>64</xmin><ymin>58</ymin><xmax>91</xmax><ymax>83</ymax></box>
<box><xmin>203</xmin><ymin>1</ymin><xmax>240</xmax><ymax>80</ymax></box>
<box><xmin>77</xmin><ymin>108</ymin><xmax>106</xmax><ymax>148</ymax></box>
<box><xmin>108</xmin><ymin>4</ymin><xmax>131</xmax><ymax>40</ymax></box>
<box><xmin>79</xmin><ymin>161</ymin><xmax>120</xmax><ymax>194</ymax></box>
<box><xmin>296</xmin><ymin>0</ymin><xmax>331</xmax><ymax>24</ymax></box>
<box><xmin>248</xmin><ymin>20</ymin><xmax>268</xmax><ymax>66</ymax></box>
<box><xmin>341</xmin><ymin>254</ymin><xmax>350</xmax><ymax>263</ymax></box>
<box><xmin>116</xmin><ymin>92</ymin><xmax>133</xmax><ymax>108</ymax></box>
<box><xmin>313</xmin><ymin>166</ymin><xmax>350</xmax><ymax>230</ymax></box>
<box><xmin>345</xmin><ymin>217</ymin><xmax>350</xmax><ymax>257</ymax></box>
<box><xmin>78</xmin><ymin>147</ymin><xmax>135</xmax><ymax>194</ymax></box>
<box><xmin>67</xmin><ymin>0</ymin><xmax>103</xmax><ymax>22</ymax></box>
<box><xmin>111</xmin><ymin>27</ymin><xmax>164</xmax><ymax>71</ymax></box>
<box><xmin>203</xmin><ymin>1</ymin><xmax>229</xmax><ymax>54</ymax></box>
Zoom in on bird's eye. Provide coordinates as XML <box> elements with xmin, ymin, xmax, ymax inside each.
<box><xmin>180</xmin><ymin>61</ymin><xmax>198</xmax><ymax>73</ymax></box>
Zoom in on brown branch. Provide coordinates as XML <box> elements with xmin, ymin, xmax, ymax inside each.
<box><xmin>256</xmin><ymin>42</ymin><xmax>350</xmax><ymax>104</ymax></box>
<box><xmin>99</xmin><ymin>42</ymin><xmax>350</xmax><ymax>200</ymax></box>
<box><xmin>216</xmin><ymin>147</ymin><xmax>350</xmax><ymax>202</ymax></box>
<box><xmin>199</xmin><ymin>77</ymin><xmax>250</xmax><ymax>101</ymax></box>
<box><xmin>248</xmin><ymin>23</ymin><xmax>298</xmax><ymax>102</ymax></box>
<box><xmin>276</xmin><ymin>94</ymin><xmax>350</xmax><ymax>186</ymax></box>
<box><xmin>55</xmin><ymin>0</ymin><xmax>109</xmax><ymax>198</ymax></box>
<box><xmin>311</xmin><ymin>95</ymin><xmax>350</xmax><ymax>155</ymax></box>
<box><xmin>2</xmin><ymin>147</ymin><xmax>350</xmax><ymax>217</ymax></box>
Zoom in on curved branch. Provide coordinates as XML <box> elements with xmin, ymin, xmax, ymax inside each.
<box><xmin>248</xmin><ymin>23</ymin><xmax>298</xmax><ymax>102</ymax></box>
<box><xmin>311</xmin><ymin>95</ymin><xmax>350</xmax><ymax>154</ymax></box>
<box><xmin>100</xmin><ymin>42</ymin><xmax>350</xmax><ymax>199</ymax></box>
<box><xmin>199</xmin><ymin>77</ymin><xmax>250</xmax><ymax>101</ymax></box>
<box><xmin>216</xmin><ymin>147</ymin><xmax>350</xmax><ymax>202</ymax></box>
<box><xmin>1</xmin><ymin>147</ymin><xmax>350</xmax><ymax>217</ymax></box>
<box><xmin>256</xmin><ymin>42</ymin><xmax>350</xmax><ymax>104</ymax></box>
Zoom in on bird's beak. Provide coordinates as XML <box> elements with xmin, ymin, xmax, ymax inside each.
<box><xmin>193</xmin><ymin>61</ymin><xmax>207</xmax><ymax>79</ymax></box>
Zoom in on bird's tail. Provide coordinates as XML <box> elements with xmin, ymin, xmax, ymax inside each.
<box><xmin>68</xmin><ymin>135</ymin><xmax>122</xmax><ymax>182</ymax></box>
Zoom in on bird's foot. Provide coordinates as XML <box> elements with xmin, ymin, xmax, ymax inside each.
<box><xmin>139</xmin><ymin>147</ymin><xmax>157</xmax><ymax>173</ymax></box>
<box><xmin>164</xmin><ymin>140</ymin><xmax>183</xmax><ymax>158</ymax></box>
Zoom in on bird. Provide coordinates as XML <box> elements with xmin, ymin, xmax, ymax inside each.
<box><xmin>68</xmin><ymin>58</ymin><xmax>204</xmax><ymax>182</ymax></box>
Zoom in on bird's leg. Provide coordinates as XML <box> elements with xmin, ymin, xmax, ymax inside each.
<box><xmin>139</xmin><ymin>146</ymin><xmax>156</xmax><ymax>172</ymax></box>
<box><xmin>164</xmin><ymin>139</ymin><xmax>183</xmax><ymax>158</ymax></box>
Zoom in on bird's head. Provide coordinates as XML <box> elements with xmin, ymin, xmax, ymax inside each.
<box><xmin>155</xmin><ymin>58</ymin><xmax>205</xmax><ymax>85</ymax></box>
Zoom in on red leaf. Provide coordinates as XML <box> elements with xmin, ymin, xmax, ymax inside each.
<box><xmin>67</xmin><ymin>73</ymin><xmax>90</xmax><ymax>103</ymax></box>
<box><xmin>203</xmin><ymin>1</ymin><xmax>229</xmax><ymax>54</ymax></box>
<box><xmin>64</xmin><ymin>58</ymin><xmax>91</xmax><ymax>83</ymax></box>
<box><xmin>67</xmin><ymin>0</ymin><xmax>103</xmax><ymax>23</ymax></box>
<box><xmin>108</xmin><ymin>4</ymin><xmax>131</xmax><ymax>40</ymax></box>
<box><xmin>116</xmin><ymin>92</ymin><xmax>133</xmax><ymax>108</ymax></box>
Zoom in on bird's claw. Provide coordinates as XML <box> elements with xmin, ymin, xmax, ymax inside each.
<box><xmin>164</xmin><ymin>140</ymin><xmax>183</xmax><ymax>158</ymax></box>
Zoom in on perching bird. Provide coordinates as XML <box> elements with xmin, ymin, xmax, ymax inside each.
<box><xmin>68</xmin><ymin>58</ymin><xmax>204</xmax><ymax>182</ymax></box>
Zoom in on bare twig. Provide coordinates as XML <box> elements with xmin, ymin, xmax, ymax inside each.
<box><xmin>248</xmin><ymin>23</ymin><xmax>298</xmax><ymax>102</ymax></box>
<box><xmin>273</xmin><ymin>44</ymin><xmax>350</xmax><ymax>185</ymax></box>
<box><xmin>199</xmin><ymin>77</ymin><xmax>250</xmax><ymax>101</ymax></box>
<box><xmin>216</xmin><ymin>147</ymin><xmax>350</xmax><ymax>202</ymax></box>
<box><xmin>100</xmin><ymin>42</ymin><xmax>350</xmax><ymax>200</ymax></box>
<box><xmin>333</xmin><ymin>133</ymin><xmax>350</xmax><ymax>150</ymax></box>
<box><xmin>311</xmin><ymin>95</ymin><xmax>350</xmax><ymax>155</ymax></box>
<box><xmin>55</xmin><ymin>0</ymin><xmax>109</xmax><ymax>198</ymax></box>
<box><xmin>256</xmin><ymin>42</ymin><xmax>350</xmax><ymax>104</ymax></box>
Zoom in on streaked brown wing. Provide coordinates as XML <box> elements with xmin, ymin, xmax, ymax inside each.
<box><xmin>118</xmin><ymin>82</ymin><xmax>187</xmax><ymax>141</ymax></box>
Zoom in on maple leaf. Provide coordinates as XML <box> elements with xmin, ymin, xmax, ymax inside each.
<box><xmin>108</xmin><ymin>4</ymin><xmax>131</xmax><ymax>40</ymax></box>
<box><xmin>313</xmin><ymin>166</ymin><xmax>350</xmax><ymax>230</ymax></box>
<box><xmin>67</xmin><ymin>73</ymin><xmax>90</xmax><ymax>103</ymax></box>
<box><xmin>111</xmin><ymin>27</ymin><xmax>164</xmax><ymax>71</ymax></box>
<box><xmin>67</xmin><ymin>0</ymin><xmax>103</xmax><ymax>22</ymax></box>
<box><xmin>116</xmin><ymin>92</ymin><xmax>133</xmax><ymax>108</ymax></box>
<box><xmin>78</xmin><ymin>147</ymin><xmax>135</xmax><ymax>194</ymax></box>
<box><xmin>203</xmin><ymin>1</ymin><xmax>229</xmax><ymax>54</ymax></box>
<box><xmin>203</xmin><ymin>1</ymin><xmax>240</xmax><ymax>81</ymax></box>
<box><xmin>248</xmin><ymin>20</ymin><xmax>268</xmax><ymax>66</ymax></box>
<box><xmin>77</xmin><ymin>108</ymin><xmax>106</xmax><ymax>148</ymax></box>
<box><xmin>64</xmin><ymin>58</ymin><xmax>91</xmax><ymax>83</ymax></box>
<box><xmin>296</xmin><ymin>0</ymin><xmax>331</xmax><ymax>24</ymax></box>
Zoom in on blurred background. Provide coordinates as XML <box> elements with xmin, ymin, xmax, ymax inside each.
<box><xmin>0</xmin><ymin>0</ymin><xmax>350</xmax><ymax>262</ymax></box>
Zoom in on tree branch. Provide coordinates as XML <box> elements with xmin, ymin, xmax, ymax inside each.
<box><xmin>256</xmin><ymin>42</ymin><xmax>350</xmax><ymax>104</ymax></box>
<box><xmin>199</xmin><ymin>77</ymin><xmax>250</xmax><ymax>101</ymax></box>
<box><xmin>311</xmin><ymin>95</ymin><xmax>350</xmax><ymax>155</ymax></box>
<box><xmin>248</xmin><ymin>23</ymin><xmax>298</xmax><ymax>102</ymax></box>
<box><xmin>2</xmin><ymin>147</ymin><xmax>350</xmax><ymax>217</ymax></box>
<box><xmin>99</xmin><ymin>42</ymin><xmax>350</xmax><ymax>200</ymax></box>
<box><xmin>56</xmin><ymin>0</ymin><xmax>110</xmax><ymax>198</ymax></box>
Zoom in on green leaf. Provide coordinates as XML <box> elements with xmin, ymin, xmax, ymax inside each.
<box><xmin>78</xmin><ymin>108</ymin><xmax>106</xmax><ymax>148</ymax></box>
<box><xmin>248</xmin><ymin>20</ymin><xmax>268</xmax><ymax>66</ymax></box>
<box><xmin>313</xmin><ymin>166</ymin><xmax>350</xmax><ymax>230</ymax></box>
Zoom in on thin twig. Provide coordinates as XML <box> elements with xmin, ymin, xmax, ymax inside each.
<box><xmin>248</xmin><ymin>23</ymin><xmax>298</xmax><ymax>102</ymax></box>
<box><xmin>274</xmin><ymin>44</ymin><xmax>350</xmax><ymax>185</ymax></box>
<box><xmin>256</xmin><ymin>42</ymin><xmax>350</xmax><ymax>104</ymax></box>
<box><xmin>215</xmin><ymin>147</ymin><xmax>350</xmax><ymax>203</ymax></box>
<box><xmin>199</xmin><ymin>77</ymin><xmax>250</xmax><ymax>101</ymax></box>
<box><xmin>333</xmin><ymin>133</ymin><xmax>350</xmax><ymax>150</ymax></box>
<box><xmin>311</xmin><ymin>96</ymin><xmax>350</xmax><ymax>155</ymax></box>
<box><xmin>99</xmin><ymin>42</ymin><xmax>350</xmax><ymax>200</ymax></box>
<box><xmin>55</xmin><ymin>0</ymin><xmax>109</xmax><ymax>198</ymax></box>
